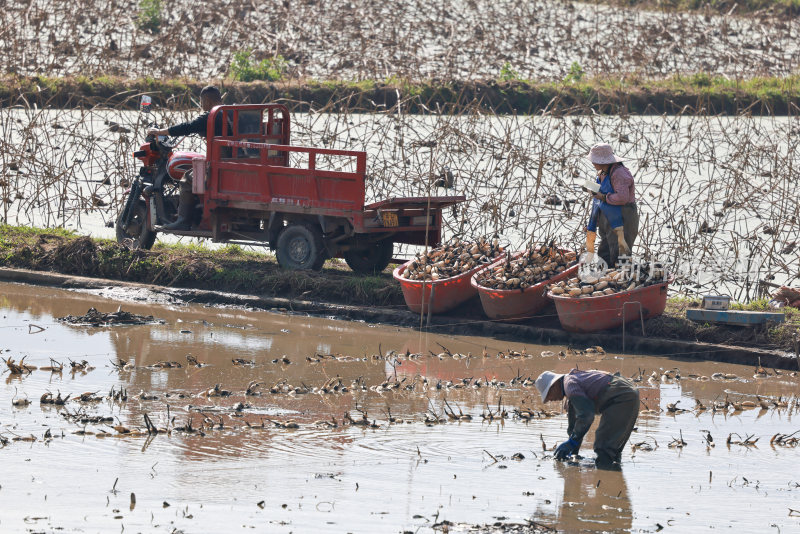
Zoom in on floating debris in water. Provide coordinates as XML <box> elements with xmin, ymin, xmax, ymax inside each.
<box><xmin>3</xmin><ymin>356</ymin><xmax>34</xmax><ymax>375</ymax></box>
<box><xmin>58</xmin><ymin>307</ymin><xmax>160</xmax><ymax>326</ymax></box>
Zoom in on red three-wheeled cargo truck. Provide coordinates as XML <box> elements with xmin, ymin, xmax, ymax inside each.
<box><xmin>116</xmin><ymin>103</ymin><xmax>465</xmax><ymax>273</ymax></box>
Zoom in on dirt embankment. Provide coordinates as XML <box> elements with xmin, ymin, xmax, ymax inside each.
<box><xmin>604</xmin><ymin>0</ymin><xmax>800</xmax><ymax>17</ymax></box>
<box><xmin>1</xmin><ymin>226</ymin><xmax>798</xmax><ymax>355</ymax></box>
<box><xmin>0</xmin><ymin>228</ymin><xmax>403</xmax><ymax>308</ymax></box>
<box><xmin>1</xmin><ymin>75</ymin><xmax>798</xmax><ymax>115</ymax></box>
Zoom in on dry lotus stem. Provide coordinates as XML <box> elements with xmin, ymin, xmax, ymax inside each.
<box><xmin>475</xmin><ymin>244</ymin><xmax>577</xmax><ymax>291</ymax></box>
<box><xmin>401</xmin><ymin>236</ymin><xmax>504</xmax><ymax>281</ymax></box>
<box><xmin>549</xmin><ymin>262</ymin><xmax>667</xmax><ymax>298</ymax></box>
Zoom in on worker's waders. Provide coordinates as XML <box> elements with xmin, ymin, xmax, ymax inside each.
<box><xmin>597</xmin><ymin>202</ymin><xmax>639</xmax><ymax>268</ymax></box>
<box><xmin>592</xmin><ymin>374</ymin><xmax>640</xmax><ymax>467</ymax></box>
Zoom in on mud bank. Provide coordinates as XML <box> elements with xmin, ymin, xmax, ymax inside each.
<box><xmin>1</xmin><ymin>266</ymin><xmax>797</xmax><ymax>371</ymax></box>
<box><xmin>604</xmin><ymin>0</ymin><xmax>800</xmax><ymax>17</ymax></box>
<box><xmin>0</xmin><ymin>230</ymin><xmax>403</xmax><ymax>308</ymax></box>
<box><xmin>2</xmin><ymin>228</ymin><xmax>797</xmax><ymax>360</ymax></box>
<box><xmin>2</xmin><ymin>74</ymin><xmax>799</xmax><ymax>115</ymax></box>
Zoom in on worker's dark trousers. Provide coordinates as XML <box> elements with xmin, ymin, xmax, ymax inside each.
<box><xmin>174</xmin><ymin>173</ymin><xmax>196</xmax><ymax>222</ymax></box>
<box><xmin>598</xmin><ymin>202</ymin><xmax>639</xmax><ymax>268</ymax></box>
<box><xmin>593</xmin><ymin>375</ymin><xmax>640</xmax><ymax>466</ymax></box>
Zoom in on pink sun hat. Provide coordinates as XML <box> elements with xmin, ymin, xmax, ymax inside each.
<box><xmin>587</xmin><ymin>143</ymin><xmax>624</xmax><ymax>165</ymax></box>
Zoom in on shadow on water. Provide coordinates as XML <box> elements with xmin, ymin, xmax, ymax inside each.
<box><xmin>554</xmin><ymin>461</ymin><xmax>631</xmax><ymax>533</ymax></box>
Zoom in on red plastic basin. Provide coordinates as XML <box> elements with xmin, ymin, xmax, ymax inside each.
<box><xmin>472</xmin><ymin>262</ymin><xmax>579</xmax><ymax>322</ymax></box>
<box><xmin>549</xmin><ymin>276</ymin><xmax>672</xmax><ymax>333</ymax></box>
<box><xmin>393</xmin><ymin>258</ymin><xmax>502</xmax><ymax>315</ymax></box>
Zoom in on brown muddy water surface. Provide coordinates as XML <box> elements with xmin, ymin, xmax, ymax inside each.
<box><xmin>1</xmin><ymin>282</ymin><xmax>799</xmax><ymax>533</ymax></box>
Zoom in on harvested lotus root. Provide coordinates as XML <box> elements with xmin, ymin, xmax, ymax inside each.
<box><xmin>475</xmin><ymin>244</ymin><xmax>577</xmax><ymax>291</ymax></box>
<box><xmin>401</xmin><ymin>236</ymin><xmax>504</xmax><ymax>281</ymax></box>
<box><xmin>548</xmin><ymin>261</ymin><xmax>668</xmax><ymax>298</ymax></box>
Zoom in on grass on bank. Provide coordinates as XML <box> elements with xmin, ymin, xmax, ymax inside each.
<box><xmin>600</xmin><ymin>0</ymin><xmax>800</xmax><ymax>16</ymax></box>
<box><xmin>2</xmin><ymin>73</ymin><xmax>800</xmax><ymax>114</ymax></box>
<box><xmin>136</xmin><ymin>0</ymin><xmax>165</xmax><ymax>33</ymax></box>
<box><xmin>310</xmin><ymin>72</ymin><xmax>800</xmax><ymax>102</ymax></box>
<box><xmin>0</xmin><ymin>224</ymin><xmax>76</xmax><ymax>240</ymax></box>
<box><xmin>227</xmin><ymin>50</ymin><xmax>287</xmax><ymax>82</ymax></box>
<box><xmin>592</xmin><ymin>73</ymin><xmax>800</xmax><ymax>102</ymax></box>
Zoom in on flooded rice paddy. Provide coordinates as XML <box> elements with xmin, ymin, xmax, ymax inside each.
<box><xmin>1</xmin><ymin>281</ymin><xmax>799</xmax><ymax>533</ymax></box>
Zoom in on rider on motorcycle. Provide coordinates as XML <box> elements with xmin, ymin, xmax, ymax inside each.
<box><xmin>147</xmin><ymin>85</ymin><xmax>223</xmax><ymax>230</ymax></box>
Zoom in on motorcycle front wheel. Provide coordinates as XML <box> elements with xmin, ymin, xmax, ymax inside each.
<box><xmin>115</xmin><ymin>200</ymin><xmax>156</xmax><ymax>250</ymax></box>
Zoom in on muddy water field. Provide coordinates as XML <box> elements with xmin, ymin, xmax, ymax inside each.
<box><xmin>1</xmin><ymin>281</ymin><xmax>799</xmax><ymax>533</ymax></box>
<box><xmin>1</xmin><ymin>1</ymin><xmax>798</xmax><ymax>80</ymax></box>
<box><xmin>3</xmin><ymin>2</ymin><xmax>800</xmax><ymax>531</ymax></box>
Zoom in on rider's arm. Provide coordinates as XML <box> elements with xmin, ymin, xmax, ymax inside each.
<box><xmin>147</xmin><ymin>127</ymin><xmax>169</xmax><ymax>137</ymax></box>
<box><xmin>167</xmin><ymin>112</ymin><xmax>210</xmax><ymax>137</ymax></box>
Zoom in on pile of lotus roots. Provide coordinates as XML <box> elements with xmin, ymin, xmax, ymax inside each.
<box><xmin>401</xmin><ymin>237</ymin><xmax>504</xmax><ymax>281</ymax></box>
<box><xmin>548</xmin><ymin>263</ymin><xmax>667</xmax><ymax>298</ymax></box>
<box><xmin>475</xmin><ymin>245</ymin><xmax>576</xmax><ymax>291</ymax></box>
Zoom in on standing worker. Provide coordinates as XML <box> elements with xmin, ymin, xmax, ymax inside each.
<box><xmin>147</xmin><ymin>85</ymin><xmax>224</xmax><ymax>230</ymax></box>
<box><xmin>535</xmin><ymin>369</ymin><xmax>640</xmax><ymax>469</ymax></box>
<box><xmin>584</xmin><ymin>181</ymin><xmax>628</xmax><ymax>266</ymax></box>
<box><xmin>585</xmin><ymin>143</ymin><xmax>639</xmax><ymax>268</ymax></box>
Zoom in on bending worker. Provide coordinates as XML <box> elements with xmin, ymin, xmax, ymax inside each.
<box><xmin>147</xmin><ymin>85</ymin><xmax>224</xmax><ymax>230</ymax></box>
<box><xmin>585</xmin><ymin>143</ymin><xmax>639</xmax><ymax>267</ymax></box>
<box><xmin>535</xmin><ymin>369</ymin><xmax>640</xmax><ymax>469</ymax></box>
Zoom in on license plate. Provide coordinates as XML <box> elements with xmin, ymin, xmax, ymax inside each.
<box><xmin>381</xmin><ymin>212</ymin><xmax>399</xmax><ymax>227</ymax></box>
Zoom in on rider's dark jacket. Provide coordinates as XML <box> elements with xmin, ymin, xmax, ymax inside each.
<box><xmin>167</xmin><ymin>111</ymin><xmax>223</xmax><ymax>138</ymax></box>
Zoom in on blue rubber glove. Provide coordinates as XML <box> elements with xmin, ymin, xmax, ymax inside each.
<box><xmin>554</xmin><ymin>438</ymin><xmax>579</xmax><ymax>460</ymax></box>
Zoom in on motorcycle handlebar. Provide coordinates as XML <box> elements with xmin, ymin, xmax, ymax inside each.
<box><xmin>141</xmin><ymin>121</ymin><xmax>179</xmax><ymax>151</ymax></box>
<box><xmin>143</xmin><ymin>136</ymin><xmax>178</xmax><ymax>153</ymax></box>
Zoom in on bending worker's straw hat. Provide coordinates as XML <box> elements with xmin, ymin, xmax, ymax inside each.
<box><xmin>535</xmin><ymin>371</ymin><xmax>565</xmax><ymax>402</ymax></box>
<box><xmin>587</xmin><ymin>143</ymin><xmax>624</xmax><ymax>164</ymax></box>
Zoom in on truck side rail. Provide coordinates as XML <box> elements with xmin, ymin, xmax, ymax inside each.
<box><xmin>216</xmin><ymin>139</ymin><xmax>367</xmax><ymax>174</ymax></box>
<box><xmin>207</xmin><ymin>139</ymin><xmax>368</xmax><ymax>212</ymax></box>
<box><xmin>207</xmin><ymin>104</ymin><xmax>291</xmax><ymax>143</ymax></box>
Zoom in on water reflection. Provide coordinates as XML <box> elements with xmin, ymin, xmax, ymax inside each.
<box><xmin>555</xmin><ymin>462</ymin><xmax>631</xmax><ymax>533</ymax></box>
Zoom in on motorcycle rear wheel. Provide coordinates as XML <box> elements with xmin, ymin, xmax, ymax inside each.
<box><xmin>115</xmin><ymin>201</ymin><xmax>156</xmax><ymax>250</ymax></box>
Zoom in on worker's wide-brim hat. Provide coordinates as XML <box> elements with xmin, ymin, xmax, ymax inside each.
<box><xmin>535</xmin><ymin>371</ymin><xmax>565</xmax><ymax>402</ymax></box>
<box><xmin>587</xmin><ymin>143</ymin><xmax>624</xmax><ymax>165</ymax></box>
